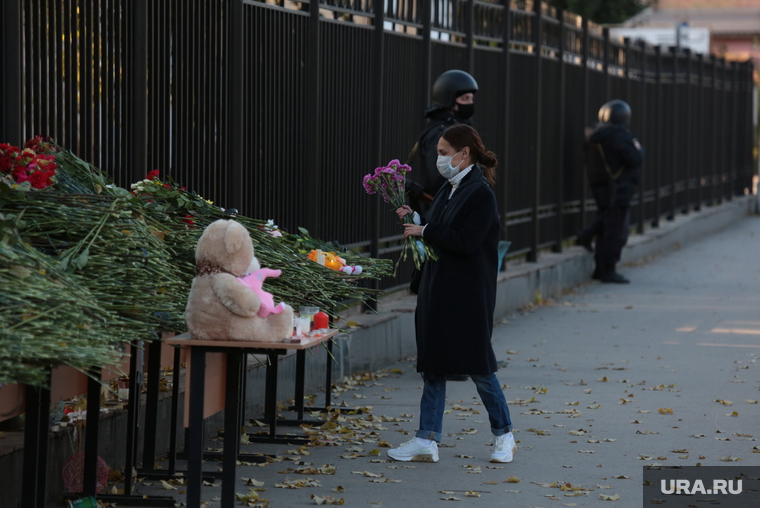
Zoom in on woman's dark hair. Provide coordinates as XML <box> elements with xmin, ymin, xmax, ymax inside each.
<box><xmin>441</xmin><ymin>124</ymin><xmax>498</xmax><ymax>185</ymax></box>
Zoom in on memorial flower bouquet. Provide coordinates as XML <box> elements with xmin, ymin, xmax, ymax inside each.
<box><xmin>362</xmin><ymin>159</ymin><xmax>437</xmax><ymax>273</ymax></box>
<box><xmin>0</xmin><ymin>136</ymin><xmax>59</xmax><ymax>190</ymax></box>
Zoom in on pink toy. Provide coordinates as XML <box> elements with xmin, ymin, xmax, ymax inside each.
<box><xmin>237</xmin><ymin>268</ymin><xmax>286</xmax><ymax>318</ymax></box>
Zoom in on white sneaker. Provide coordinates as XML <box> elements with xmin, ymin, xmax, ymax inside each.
<box><xmin>387</xmin><ymin>438</ymin><xmax>439</xmax><ymax>462</ymax></box>
<box><xmin>490</xmin><ymin>432</ymin><xmax>516</xmax><ymax>463</ymax></box>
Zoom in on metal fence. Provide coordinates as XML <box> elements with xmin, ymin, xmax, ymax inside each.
<box><xmin>1</xmin><ymin>0</ymin><xmax>755</xmax><ymax>292</ymax></box>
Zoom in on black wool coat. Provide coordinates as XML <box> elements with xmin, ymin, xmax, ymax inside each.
<box><xmin>415</xmin><ymin>166</ymin><xmax>499</xmax><ymax>375</ymax></box>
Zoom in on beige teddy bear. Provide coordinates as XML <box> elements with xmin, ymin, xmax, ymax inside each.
<box><xmin>185</xmin><ymin>219</ymin><xmax>294</xmax><ymax>341</ymax></box>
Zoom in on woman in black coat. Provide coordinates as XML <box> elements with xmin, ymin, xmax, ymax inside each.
<box><xmin>387</xmin><ymin>124</ymin><xmax>515</xmax><ymax>465</ymax></box>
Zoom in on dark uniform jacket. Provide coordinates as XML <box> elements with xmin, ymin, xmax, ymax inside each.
<box><xmin>414</xmin><ymin>167</ymin><xmax>499</xmax><ymax>375</ymax></box>
<box><xmin>412</xmin><ymin>110</ymin><xmax>472</xmax><ymax>197</ymax></box>
<box><xmin>586</xmin><ymin>124</ymin><xmax>645</xmax><ymax>209</ymax></box>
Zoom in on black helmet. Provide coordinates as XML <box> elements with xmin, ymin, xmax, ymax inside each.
<box><xmin>431</xmin><ymin>70</ymin><xmax>478</xmax><ymax>109</ymax></box>
<box><xmin>598</xmin><ymin>99</ymin><xmax>631</xmax><ymax>125</ymax></box>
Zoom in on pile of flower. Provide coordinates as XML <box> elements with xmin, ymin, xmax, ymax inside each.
<box><xmin>41</xmin><ymin>143</ymin><xmax>392</xmax><ymax>307</ymax></box>
<box><xmin>0</xmin><ymin>137</ymin><xmax>393</xmax><ymax>388</ymax></box>
<box><xmin>0</xmin><ymin>136</ymin><xmax>58</xmax><ymax>189</ymax></box>
<box><xmin>0</xmin><ymin>232</ymin><xmax>124</xmax><ymax>387</ymax></box>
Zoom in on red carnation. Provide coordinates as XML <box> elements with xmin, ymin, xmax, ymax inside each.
<box><xmin>30</xmin><ymin>169</ymin><xmax>53</xmax><ymax>189</ymax></box>
<box><xmin>0</xmin><ymin>144</ymin><xmax>19</xmax><ymax>173</ymax></box>
<box><xmin>147</xmin><ymin>169</ymin><xmax>160</xmax><ymax>180</ymax></box>
<box><xmin>12</xmin><ymin>166</ymin><xmax>30</xmax><ymax>183</ymax></box>
<box><xmin>24</xmin><ymin>136</ymin><xmax>45</xmax><ymax>151</ymax></box>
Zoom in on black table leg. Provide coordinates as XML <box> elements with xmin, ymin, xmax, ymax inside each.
<box><xmin>222</xmin><ymin>350</ymin><xmax>243</xmax><ymax>507</ymax></box>
<box><xmin>167</xmin><ymin>345</ymin><xmax>181</xmax><ymax>473</ymax></box>
<box><xmin>294</xmin><ymin>350</ymin><xmax>306</xmax><ymax>421</ymax></box>
<box><xmin>123</xmin><ymin>341</ymin><xmax>144</xmax><ymax>496</ymax></box>
<box><xmin>265</xmin><ymin>352</ymin><xmax>278</xmax><ymax>442</ymax></box>
<box><xmin>83</xmin><ymin>367</ymin><xmax>102</xmax><ymax>497</ymax></box>
<box><xmin>186</xmin><ymin>347</ymin><xmax>206</xmax><ymax>508</ymax></box>
<box><xmin>21</xmin><ymin>370</ymin><xmax>51</xmax><ymax>508</ymax></box>
<box><xmin>325</xmin><ymin>340</ymin><xmax>334</xmax><ymax>409</ymax></box>
<box><xmin>141</xmin><ymin>339</ymin><xmax>162</xmax><ymax>472</ymax></box>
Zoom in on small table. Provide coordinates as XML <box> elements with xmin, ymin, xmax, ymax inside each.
<box><xmin>165</xmin><ymin>330</ymin><xmax>339</xmax><ymax>508</ymax></box>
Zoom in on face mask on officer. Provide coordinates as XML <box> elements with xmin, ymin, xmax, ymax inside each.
<box><xmin>436</xmin><ymin>151</ymin><xmax>464</xmax><ymax>179</ymax></box>
<box><xmin>454</xmin><ymin>102</ymin><xmax>474</xmax><ymax>120</ymax></box>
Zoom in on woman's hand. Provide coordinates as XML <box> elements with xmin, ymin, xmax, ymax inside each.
<box><xmin>396</xmin><ymin>205</ymin><xmax>413</xmax><ymax>220</ymax></box>
<box><xmin>403</xmin><ymin>223</ymin><xmax>424</xmax><ymax>239</ymax></box>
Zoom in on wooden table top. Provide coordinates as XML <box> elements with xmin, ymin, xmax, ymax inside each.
<box><xmin>165</xmin><ymin>329</ymin><xmax>339</xmax><ymax>350</ymax></box>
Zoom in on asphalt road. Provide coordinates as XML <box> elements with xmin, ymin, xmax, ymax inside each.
<box><xmin>140</xmin><ymin>216</ymin><xmax>760</xmax><ymax>507</ymax></box>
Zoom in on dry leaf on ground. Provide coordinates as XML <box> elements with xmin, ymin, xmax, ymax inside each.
<box><xmin>310</xmin><ymin>494</ymin><xmax>344</xmax><ymax>505</ymax></box>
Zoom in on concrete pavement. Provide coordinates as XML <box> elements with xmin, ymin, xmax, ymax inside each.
<box><xmin>141</xmin><ymin>216</ymin><xmax>760</xmax><ymax>507</ymax></box>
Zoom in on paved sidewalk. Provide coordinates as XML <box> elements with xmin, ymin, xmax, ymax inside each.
<box><xmin>142</xmin><ymin>216</ymin><xmax>760</xmax><ymax>507</ymax></box>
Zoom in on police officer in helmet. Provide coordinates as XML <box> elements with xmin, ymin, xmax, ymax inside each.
<box><xmin>407</xmin><ymin>70</ymin><xmax>478</xmax><ymax>210</ymax></box>
<box><xmin>576</xmin><ymin>99</ymin><xmax>644</xmax><ymax>283</ymax></box>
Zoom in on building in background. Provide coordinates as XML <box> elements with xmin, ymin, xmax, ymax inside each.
<box><xmin>610</xmin><ymin>25</ymin><xmax>710</xmax><ymax>54</ymax></box>
<box><xmin>620</xmin><ymin>0</ymin><xmax>760</xmax><ymax>77</ymax></box>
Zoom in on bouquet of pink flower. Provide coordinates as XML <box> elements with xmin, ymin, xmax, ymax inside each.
<box><xmin>362</xmin><ymin>159</ymin><xmax>437</xmax><ymax>273</ymax></box>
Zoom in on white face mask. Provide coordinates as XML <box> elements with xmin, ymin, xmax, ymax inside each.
<box><xmin>436</xmin><ymin>151</ymin><xmax>462</xmax><ymax>180</ymax></box>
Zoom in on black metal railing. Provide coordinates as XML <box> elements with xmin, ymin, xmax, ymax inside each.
<box><xmin>0</xmin><ymin>0</ymin><xmax>755</xmax><ymax>293</ymax></box>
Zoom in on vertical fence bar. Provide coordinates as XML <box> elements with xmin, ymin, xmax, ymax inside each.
<box><xmin>82</xmin><ymin>0</ymin><xmax>93</xmax><ymax>160</ymax></box>
<box><xmin>65</xmin><ymin>0</ymin><xmax>77</xmax><ymax>153</ymax></box>
<box><xmin>654</xmin><ymin>45</ymin><xmax>662</xmax><ymax>226</ymax></box>
<box><xmin>129</xmin><ymin>0</ymin><xmax>148</xmax><ymax>182</ymax></box>
<box><xmin>580</xmin><ymin>17</ymin><xmax>589</xmax><ymax>229</ymax></box>
<box><xmin>637</xmin><ymin>40</ymin><xmax>646</xmax><ymax>233</ymax></box>
<box><xmin>721</xmin><ymin>58</ymin><xmax>728</xmax><ymax>202</ymax></box>
<box><xmin>730</xmin><ymin>61</ymin><xmax>738</xmax><ymax>199</ymax></box>
<box><xmin>696</xmin><ymin>52</ymin><xmax>704</xmax><ymax>210</ymax></box>
<box><xmin>465</xmin><ymin>0</ymin><xmax>474</xmax><ymax>74</ymax></box>
<box><xmin>603</xmin><ymin>27</ymin><xmax>610</xmax><ymax>100</ymax></box>
<box><xmin>306</xmin><ymin>0</ymin><xmax>322</xmax><ymax>235</ymax></box>
<box><xmin>747</xmin><ymin>62</ymin><xmax>755</xmax><ymax>194</ymax></box>
<box><xmin>669</xmin><ymin>47</ymin><xmax>677</xmax><ymax>219</ymax></box>
<box><xmin>528</xmin><ymin>0</ymin><xmax>543</xmax><ymax>262</ymax></box>
<box><xmin>710</xmin><ymin>56</ymin><xmax>718</xmax><ymax>205</ymax></box>
<box><xmin>419</xmin><ymin>0</ymin><xmax>432</xmax><ymax>133</ymax></box>
<box><xmin>0</xmin><ymin>0</ymin><xmax>22</xmax><ymax>144</ymax></box>
<box><xmin>55</xmin><ymin>0</ymin><xmax>65</xmax><ymax>143</ymax></box>
<box><xmin>684</xmin><ymin>48</ymin><xmax>692</xmax><ymax>212</ymax></box>
<box><xmin>366</xmin><ymin>0</ymin><xmax>385</xmax><ymax>311</ymax></box>
<box><xmin>554</xmin><ymin>8</ymin><xmax>565</xmax><ymax>252</ymax></box>
<box><xmin>500</xmin><ymin>0</ymin><xmax>512</xmax><ymax>244</ymax></box>
<box><xmin>624</xmin><ymin>37</ymin><xmax>631</xmax><ymax>101</ymax></box>
<box><xmin>228</xmin><ymin>0</ymin><xmax>243</xmax><ymax>209</ymax></box>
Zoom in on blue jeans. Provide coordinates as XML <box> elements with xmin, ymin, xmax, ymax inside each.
<box><xmin>415</xmin><ymin>373</ymin><xmax>513</xmax><ymax>443</ymax></box>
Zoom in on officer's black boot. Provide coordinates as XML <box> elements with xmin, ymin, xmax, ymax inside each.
<box><xmin>600</xmin><ymin>272</ymin><xmax>629</xmax><ymax>283</ymax></box>
<box><xmin>599</xmin><ymin>263</ymin><xmax>629</xmax><ymax>283</ymax></box>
